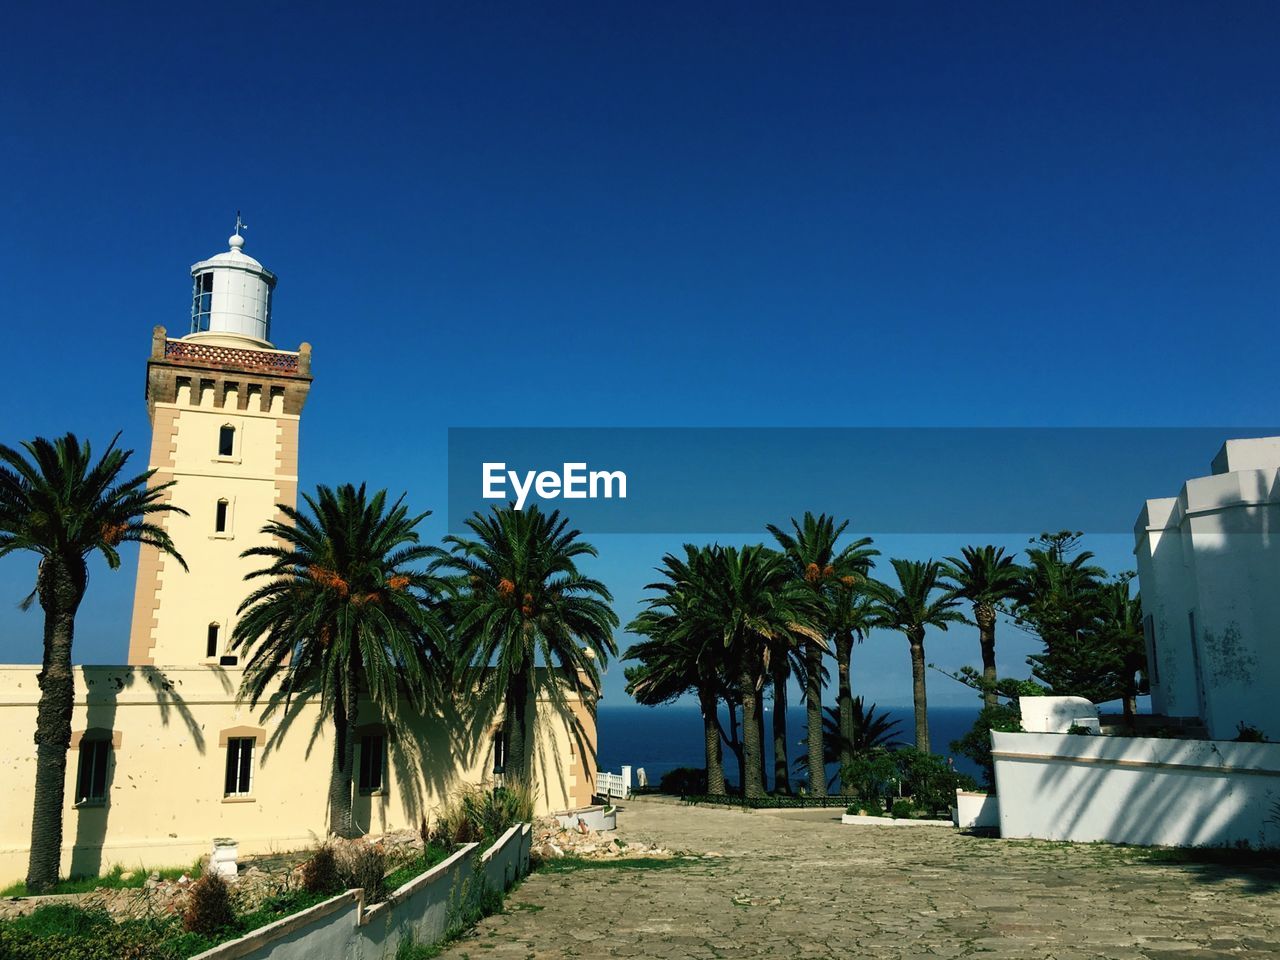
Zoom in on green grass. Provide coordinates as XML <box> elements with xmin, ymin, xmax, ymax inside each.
<box><xmin>383</xmin><ymin>841</ymin><xmax>454</xmax><ymax>893</ymax></box>
<box><xmin>0</xmin><ymin>887</ymin><xmax>340</xmax><ymax>959</ymax></box>
<box><xmin>0</xmin><ymin>862</ymin><xmax>195</xmax><ymax>897</ymax></box>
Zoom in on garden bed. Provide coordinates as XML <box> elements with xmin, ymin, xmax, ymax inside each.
<box><xmin>0</xmin><ymin>829</ymin><xmax>517</xmax><ymax>959</ymax></box>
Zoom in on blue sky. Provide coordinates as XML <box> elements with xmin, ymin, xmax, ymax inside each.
<box><xmin>1</xmin><ymin>2</ymin><xmax>1277</xmax><ymax>707</ymax></box>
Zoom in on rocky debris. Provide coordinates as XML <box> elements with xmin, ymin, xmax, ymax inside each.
<box><xmin>530</xmin><ymin>815</ymin><xmax>674</xmax><ymax>861</ymax></box>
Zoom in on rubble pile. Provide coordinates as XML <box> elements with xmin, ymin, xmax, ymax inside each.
<box><xmin>530</xmin><ymin>815</ymin><xmax>673</xmax><ymax>861</ymax></box>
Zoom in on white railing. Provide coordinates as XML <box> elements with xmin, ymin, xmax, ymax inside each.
<box><xmin>596</xmin><ymin>764</ymin><xmax>632</xmax><ymax>800</ymax></box>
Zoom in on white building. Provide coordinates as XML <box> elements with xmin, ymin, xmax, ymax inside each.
<box><xmin>988</xmin><ymin>438</ymin><xmax>1280</xmax><ymax>849</ymax></box>
<box><xmin>1134</xmin><ymin>436</ymin><xmax>1280</xmax><ymax>741</ymax></box>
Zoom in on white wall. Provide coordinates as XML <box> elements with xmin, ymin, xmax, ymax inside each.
<box><xmin>992</xmin><ymin>731</ymin><xmax>1280</xmax><ymax>848</ymax></box>
<box><xmin>1134</xmin><ymin>438</ymin><xmax>1280</xmax><ymax>739</ymax></box>
<box><xmin>191</xmin><ymin>825</ymin><xmax>532</xmax><ymax>960</ymax></box>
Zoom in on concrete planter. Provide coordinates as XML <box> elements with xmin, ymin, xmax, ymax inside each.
<box><xmin>210</xmin><ymin>838</ymin><xmax>238</xmax><ymax>877</ymax></box>
<box><xmin>191</xmin><ymin>824</ymin><xmax>533</xmax><ymax>959</ymax></box>
<box><xmin>953</xmin><ymin>790</ymin><xmax>999</xmax><ymax>830</ymax></box>
<box><xmin>554</xmin><ymin>804</ymin><xmax>617</xmax><ymax>832</ymax></box>
<box><xmin>840</xmin><ymin>813</ymin><xmax>953</xmax><ymax>827</ymax></box>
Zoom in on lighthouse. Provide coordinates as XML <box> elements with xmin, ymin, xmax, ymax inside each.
<box><xmin>127</xmin><ymin>224</ymin><xmax>313</xmax><ymax>667</ymax></box>
<box><xmin>187</xmin><ymin>217</ymin><xmax>277</xmax><ymax>345</ymax></box>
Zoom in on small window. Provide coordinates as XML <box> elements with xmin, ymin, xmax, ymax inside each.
<box><xmin>76</xmin><ymin>739</ymin><xmax>110</xmax><ymax>804</ymax></box>
<box><xmin>206</xmin><ymin>623</ymin><xmax>220</xmax><ymax>658</ymax></box>
<box><xmin>359</xmin><ymin>734</ymin><xmax>386</xmax><ymax>793</ymax></box>
<box><xmin>218</xmin><ymin>424</ymin><xmax>235</xmax><ymax>457</ymax></box>
<box><xmin>215</xmin><ymin>499</ymin><xmax>229</xmax><ymax>533</ymax></box>
<box><xmin>492</xmin><ymin>731</ymin><xmax>507</xmax><ymax>776</ymax></box>
<box><xmin>225</xmin><ymin>738</ymin><xmax>254</xmax><ymax>797</ymax></box>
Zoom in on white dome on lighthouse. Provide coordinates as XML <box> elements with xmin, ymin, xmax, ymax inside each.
<box><xmin>186</xmin><ymin>219</ymin><xmax>277</xmax><ymax>347</ymax></box>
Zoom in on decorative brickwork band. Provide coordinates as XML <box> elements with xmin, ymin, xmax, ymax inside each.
<box><xmin>164</xmin><ymin>339</ymin><xmax>300</xmax><ymax>374</ymax></box>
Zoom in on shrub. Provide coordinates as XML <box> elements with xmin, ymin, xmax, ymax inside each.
<box><xmin>893</xmin><ymin>749</ymin><xmax>974</xmax><ymax>815</ymax></box>
<box><xmin>337</xmin><ymin>842</ymin><xmax>387</xmax><ymax>904</ymax></box>
<box><xmin>891</xmin><ymin>799</ymin><xmax>914</xmax><ymax>820</ymax></box>
<box><xmin>839</xmin><ymin>748</ymin><xmax>899</xmax><ymax>810</ymax></box>
<box><xmin>301</xmin><ymin>845</ymin><xmax>342</xmax><ymax>894</ymax></box>
<box><xmin>659</xmin><ymin>766</ymin><xmax>708</xmax><ymax>795</ymax></box>
<box><xmin>183</xmin><ymin>872</ymin><xmax>235</xmax><ymax>936</ymax></box>
<box><xmin>1066</xmin><ymin>723</ymin><xmax>1093</xmax><ymax>735</ymax></box>
<box><xmin>1236</xmin><ymin>722</ymin><xmax>1267</xmax><ymax>742</ymax></box>
<box><xmin>950</xmin><ymin>704</ymin><xmax>1023</xmax><ymax>790</ymax></box>
<box><xmin>433</xmin><ymin>780</ymin><xmax>534</xmax><ymax>847</ymax></box>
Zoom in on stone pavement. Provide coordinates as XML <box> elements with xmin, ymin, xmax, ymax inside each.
<box><xmin>438</xmin><ymin>795</ymin><xmax>1280</xmax><ymax>959</ymax></box>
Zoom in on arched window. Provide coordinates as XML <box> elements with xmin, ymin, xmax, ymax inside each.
<box><xmin>207</xmin><ymin>623</ymin><xmax>220</xmax><ymax>658</ymax></box>
<box><xmin>215</xmin><ymin>499</ymin><xmax>229</xmax><ymax>533</ymax></box>
<box><xmin>218</xmin><ymin>424</ymin><xmax>235</xmax><ymax>457</ymax></box>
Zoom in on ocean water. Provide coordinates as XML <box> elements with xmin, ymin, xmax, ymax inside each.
<box><xmin>597</xmin><ymin>703</ymin><xmax>984</xmax><ymax>788</ymax></box>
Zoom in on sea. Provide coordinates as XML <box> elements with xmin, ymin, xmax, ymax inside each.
<box><xmin>596</xmin><ymin>703</ymin><xmax>984</xmax><ymax>788</ymax></box>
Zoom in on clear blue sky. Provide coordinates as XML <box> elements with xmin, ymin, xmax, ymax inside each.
<box><xmin>1</xmin><ymin>2</ymin><xmax>1277</xmax><ymax>707</ymax></box>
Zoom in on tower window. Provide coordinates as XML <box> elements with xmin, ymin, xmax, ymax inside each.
<box><xmin>215</xmin><ymin>499</ymin><xmax>229</xmax><ymax>533</ymax></box>
<box><xmin>218</xmin><ymin>424</ymin><xmax>235</xmax><ymax>457</ymax></box>
<box><xmin>224</xmin><ymin>738</ymin><xmax>254</xmax><ymax>797</ymax></box>
<box><xmin>191</xmin><ymin>271</ymin><xmax>214</xmax><ymax>333</ymax></box>
<box><xmin>207</xmin><ymin>623</ymin><xmax>220</xmax><ymax>658</ymax></box>
<box><xmin>76</xmin><ymin>739</ymin><xmax>110</xmax><ymax>804</ymax></box>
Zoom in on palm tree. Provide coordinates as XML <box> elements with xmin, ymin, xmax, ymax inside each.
<box><xmin>797</xmin><ymin>699</ymin><xmax>904</xmax><ymax>789</ymax></box>
<box><xmin>0</xmin><ymin>434</ymin><xmax>186</xmax><ymax>891</ymax></box>
<box><xmin>625</xmin><ymin>546</ymin><xmax>728</xmax><ymax>795</ymax></box>
<box><xmin>942</xmin><ymin>546</ymin><xmax>1023</xmax><ymax>710</ymax></box>
<box><xmin>431</xmin><ymin>505</ymin><xmax>618</xmax><ymax>784</ymax></box>
<box><xmin>764</xmin><ymin>629</ymin><xmax>804</xmax><ymax>793</ymax></box>
<box><xmin>1095</xmin><ymin>576</ymin><xmax>1147</xmax><ymax>724</ymax></box>
<box><xmin>830</xmin><ymin>580</ymin><xmax>878</xmax><ymax>789</ymax></box>
<box><xmin>867</xmin><ymin>559</ymin><xmax>965</xmax><ymax>753</ymax></box>
<box><xmin>232</xmin><ymin>483</ymin><xmax>445</xmax><ymax>838</ymax></box>
<box><xmin>699</xmin><ymin>545</ymin><xmax>821</xmax><ymax>799</ymax></box>
<box><xmin>768</xmin><ymin>514</ymin><xmax>876</xmax><ymax>798</ymax></box>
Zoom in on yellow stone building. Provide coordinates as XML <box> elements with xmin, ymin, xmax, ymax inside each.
<box><xmin>0</xmin><ymin>230</ymin><xmax>596</xmax><ymax>883</ymax></box>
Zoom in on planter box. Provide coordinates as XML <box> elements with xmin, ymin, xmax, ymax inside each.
<box><xmin>840</xmin><ymin>813</ymin><xmax>953</xmax><ymax>827</ymax></box>
<box><xmin>554</xmin><ymin>805</ymin><xmax>617</xmax><ymax>832</ymax></box>
<box><xmin>953</xmin><ymin>790</ymin><xmax>999</xmax><ymax>830</ymax></box>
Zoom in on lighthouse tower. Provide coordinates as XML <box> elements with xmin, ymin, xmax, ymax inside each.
<box><xmin>127</xmin><ymin>225</ymin><xmax>313</xmax><ymax>666</ymax></box>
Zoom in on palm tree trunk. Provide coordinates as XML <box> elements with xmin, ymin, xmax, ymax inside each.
<box><xmin>739</xmin><ymin>665</ymin><xmax>764</xmax><ymax>799</ymax></box>
<box><xmin>909</xmin><ymin>629</ymin><xmax>930</xmax><ymax>754</ymax></box>
<box><xmin>699</xmin><ymin>686</ymin><xmax>726</xmax><ymax>795</ymax></box>
<box><xmin>26</xmin><ymin>558</ymin><xmax>85</xmax><ymax>892</ymax></box>
<box><xmin>724</xmin><ymin>699</ymin><xmax>744</xmax><ymax>789</ymax></box>
<box><xmin>755</xmin><ymin>688</ymin><xmax>767</xmax><ymax>791</ymax></box>
<box><xmin>770</xmin><ymin>657</ymin><xmax>790</xmax><ymax>794</ymax></box>
<box><xmin>505</xmin><ymin>669</ymin><xmax>531</xmax><ymax>783</ymax></box>
<box><xmin>835</xmin><ymin>630</ymin><xmax>855</xmax><ymax>793</ymax></box>
<box><xmin>806</xmin><ymin>640</ymin><xmax>826</xmax><ymax>797</ymax></box>
<box><xmin>976</xmin><ymin>604</ymin><xmax>998</xmax><ymax>711</ymax></box>
<box><xmin>329</xmin><ymin>659</ymin><xmax>360</xmax><ymax>838</ymax></box>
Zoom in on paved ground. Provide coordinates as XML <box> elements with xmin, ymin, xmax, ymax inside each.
<box><xmin>440</xmin><ymin>796</ymin><xmax>1280</xmax><ymax>959</ymax></box>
